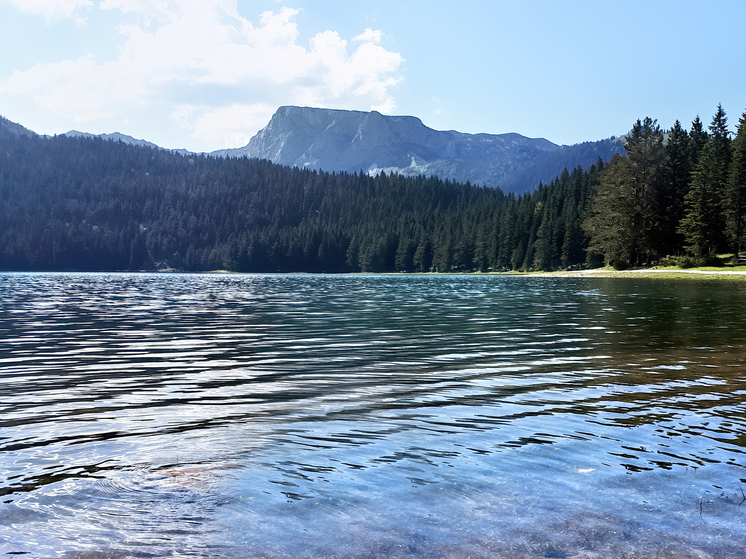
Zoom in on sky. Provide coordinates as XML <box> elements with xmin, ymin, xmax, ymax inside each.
<box><xmin>1</xmin><ymin>0</ymin><xmax>745</xmax><ymax>153</ymax></box>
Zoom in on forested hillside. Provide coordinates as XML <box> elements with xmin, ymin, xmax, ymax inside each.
<box><xmin>0</xmin><ymin>132</ymin><xmax>595</xmax><ymax>272</ymax></box>
<box><xmin>1</xmin><ymin>104</ymin><xmax>744</xmax><ymax>273</ymax></box>
<box><xmin>499</xmin><ymin>137</ymin><xmax>623</xmax><ymax>193</ymax></box>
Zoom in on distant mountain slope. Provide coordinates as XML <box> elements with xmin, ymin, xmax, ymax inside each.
<box><xmin>215</xmin><ymin>106</ymin><xmax>623</xmax><ymax>193</ymax></box>
<box><xmin>59</xmin><ymin>130</ymin><xmax>193</xmax><ymax>155</ymax></box>
<box><xmin>499</xmin><ymin>137</ymin><xmax>625</xmax><ymax>192</ymax></box>
<box><xmin>63</xmin><ymin>130</ymin><xmax>162</xmax><ymax>149</ymax></box>
<box><xmin>2</xmin><ymin>109</ymin><xmax>624</xmax><ymax>193</ymax></box>
<box><xmin>0</xmin><ymin>115</ymin><xmax>36</xmax><ymax>139</ymax></box>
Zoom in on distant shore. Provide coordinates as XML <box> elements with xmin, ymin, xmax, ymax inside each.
<box><xmin>522</xmin><ymin>267</ymin><xmax>746</xmax><ymax>280</ymax></box>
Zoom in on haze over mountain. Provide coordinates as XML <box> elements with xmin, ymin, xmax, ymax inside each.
<box><xmin>2</xmin><ymin>108</ymin><xmax>624</xmax><ymax>193</ymax></box>
<box><xmin>215</xmin><ymin>106</ymin><xmax>625</xmax><ymax>193</ymax></box>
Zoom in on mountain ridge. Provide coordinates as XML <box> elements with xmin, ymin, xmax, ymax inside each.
<box><xmin>62</xmin><ymin>130</ymin><xmax>193</xmax><ymax>155</ymax></box>
<box><xmin>63</xmin><ymin>130</ymin><xmax>161</xmax><ymax>149</ymax></box>
<box><xmin>215</xmin><ymin>106</ymin><xmax>623</xmax><ymax>192</ymax></box>
<box><xmin>1</xmin><ymin>108</ymin><xmax>624</xmax><ymax>192</ymax></box>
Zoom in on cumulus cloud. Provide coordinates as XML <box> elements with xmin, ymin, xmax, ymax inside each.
<box><xmin>1</xmin><ymin>55</ymin><xmax>120</xmax><ymax>121</ymax></box>
<box><xmin>177</xmin><ymin>103</ymin><xmax>278</xmax><ymax>148</ymax></box>
<box><xmin>0</xmin><ymin>0</ymin><xmax>404</xmax><ymax>149</ymax></box>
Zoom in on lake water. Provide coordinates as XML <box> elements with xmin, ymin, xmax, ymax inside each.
<box><xmin>1</xmin><ymin>272</ymin><xmax>745</xmax><ymax>558</ymax></box>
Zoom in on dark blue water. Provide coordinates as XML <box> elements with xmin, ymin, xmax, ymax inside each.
<box><xmin>1</xmin><ymin>273</ymin><xmax>745</xmax><ymax>558</ymax></box>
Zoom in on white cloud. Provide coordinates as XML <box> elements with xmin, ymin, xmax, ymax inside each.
<box><xmin>6</xmin><ymin>0</ymin><xmax>92</xmax><ymax>20</ymax></box>
<box><xmin>1</xmin><ymin>55</ymin><xmax>118</xmax><ymax>121</ymax></box>
<box><xmin>1</xmin><ymin>1</ymin><xmax>403</xmax><ymax>149</ymax></box>
<box><xmin>178</xmin><ymin>103</ymin><xmax>277</xmax><ymax>149</ymax></box>
<box><xmin>353</xmin><ymin>28</ymin><xmax>383</xmax><ymax>43</ymax></box>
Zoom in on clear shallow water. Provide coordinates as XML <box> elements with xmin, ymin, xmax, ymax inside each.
<box><xmin>1</xmin><ymin>272</ymin><xmax>745</xmax><ymax>558</ymax></box>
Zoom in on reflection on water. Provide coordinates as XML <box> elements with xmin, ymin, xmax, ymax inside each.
<box><xmin>1</xmin><ymin>273</ymin><xmax>745</xmax><ymax>558</ymax></box>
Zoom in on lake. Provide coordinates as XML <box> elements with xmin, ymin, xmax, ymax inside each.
<box><xmin>1</xmin><ymin>272</ymin><xmax>745</xmax><ymax>558</ymax></box>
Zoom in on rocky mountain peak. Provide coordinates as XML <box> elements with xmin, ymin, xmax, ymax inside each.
<box><xmin>212</xmin><ymin>106</ymin><xmax>586</xmax><ymax>192</ymax></box>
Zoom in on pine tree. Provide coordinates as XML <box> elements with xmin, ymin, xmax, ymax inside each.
<box><xmin>680</xmin><ymin>151</ymin><xmax>724</xmax><ymax>258</ymax></box>
<box><xmin>657</xmin><ymin>120</ymin><xmax>691</xmax><ymax>255</ymax></box>
<box><xmin>531</xmin><ymin>204</ymin><xmax>553</xmax><ymax>270</ymax></box>
<box><xmin>690</xmin><ymin>116</ymin><xmax>708</xmax><ymax>165</ymax></box>
<box><xmin>584</xmin><ymin>155</ymin><xmax>633</xmax><ymax>267</ymax></box>
<box><xmin>412</xmin><ymin>234</ymin><xmax>433</xmax><ymax>272</ymax></box>
<box><xmin>394</xmin><ymin>234</ymin><xmax>416</xmax><ymax>272</ymax></box>
<box><xmin>584</xmin><ymin>118</ymin><xmax>667</xmax><ymax>267</ymax></box>
<box><xmin>680</xmin><ymin>105</ymin><xmax>732</xmax><ymax>258</ymax></box>
<box><xmin>727</xmin><ymin>110</ymin><xmax>746</xmax><ymax>257</ymax></box>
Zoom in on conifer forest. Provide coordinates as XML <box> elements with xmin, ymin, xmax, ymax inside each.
<box><xmin>1</xmin><ymin>105</ymin><xmax>745</xmax><ymax>273</ymax></box>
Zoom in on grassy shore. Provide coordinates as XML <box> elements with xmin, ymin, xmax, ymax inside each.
<box><xmin>524</xmin><ymin>265</ymin><xmax>746</xmax><ymax>280</ymax></box>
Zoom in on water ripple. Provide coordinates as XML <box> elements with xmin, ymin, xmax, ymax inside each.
<box><xmin>1</xmin><ymin>273</ymin><xmax>746</xmax><ymax>557</ymax></box>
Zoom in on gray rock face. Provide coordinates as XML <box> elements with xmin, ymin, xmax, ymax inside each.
<box><xmin>215</xmin><ymin>106</ymin><xmax>622</xmax><ymax>192</ymax></box>
<box><xmin>214</xmin><ymin>106</ymin><xmax>558</xmax><ymax>186</ymax></box>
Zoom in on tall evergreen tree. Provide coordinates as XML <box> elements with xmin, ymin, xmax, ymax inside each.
<box><xmin>680</xmin><ymin>105</ymin><xmax>732</xmax><ymax>257</ymax></box>
<box><xmin>689</xmin><ymin>115</ymin><xmax>708</xmax><ymax>165</ymax></box>
<box><xmin>584</xmin><ymin>118</ymin><xmax>666</xmax><ymax>267</ymax></box>
<box><xmin>657</xmin><ymin>120</ymin><xmax>691</xmax><ymax>255</ymax></box>
<box><xmin>727</xmin><ymin>110</ymin><xmax>746</xmax><ymax>257</ymax></box>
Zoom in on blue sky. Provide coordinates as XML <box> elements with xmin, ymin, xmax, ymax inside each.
<box><xmin>1</xmin><ymin>0</ymin><xmax>744</xmax><ymax>152</ymax></box>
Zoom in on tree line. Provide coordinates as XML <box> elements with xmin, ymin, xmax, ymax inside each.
<box><xmin>1</xmin><ymin>105</ymin><xmax>743</xmax><ymax>273</ymax></box>
<box><xmin>584</xmin><ymin>105</ymin><xmax>746</xmax><ymax>268</ymax></box>
<box><xmin>0</xmin><ymin>132</ymin><xmax>596</xmax><ymax>273</ymax></box>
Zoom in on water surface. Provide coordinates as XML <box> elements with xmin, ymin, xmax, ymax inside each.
<box><xmin>1</xmin><ymin>273</ymin><xmax>745</xmax><ymax>558</ymax></box>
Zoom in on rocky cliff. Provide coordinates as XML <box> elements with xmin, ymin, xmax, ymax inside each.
<box><xmin>215</xmin><ymin>106</ymin><xmax>623</xmax><ymax>192</ymax></box>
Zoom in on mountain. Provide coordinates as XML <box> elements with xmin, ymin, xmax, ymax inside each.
<box><xmin>498</xmin><ymin>137</ymin><xmax>625</xmax><ymax>192</ymax></box>
<box><xmin>0</xmin><ymin>121</ymin><xmax>167</xmax><ymax>148</ymax></box>
<box><xmin>215</xmin><ymin>106</ymin><xmax>624</xmax><ymax>193</ymax></box>
<box><xmin>63</xmin><ymin>130</ymin><xmax>161</xmax><ymax>149</ymax></box>
<box><xmin>2</xmin><ymin>109</ymin><xmax>624</xmax><ymax>193</ymax></box>
<box><xmin>60</xmin><ymin>130</ymin><xmax>194</xmax><ymax>155</ymax></box>
<box><xmin>0</xmin><ymin>115</ymin><xmax>36</xmax><ymax>139</ymax></box>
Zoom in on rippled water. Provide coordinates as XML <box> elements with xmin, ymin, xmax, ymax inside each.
<box><xmin>1</xmin><ymin>272</ymin><xmax>745</xmax><ymax>558</ymax></box>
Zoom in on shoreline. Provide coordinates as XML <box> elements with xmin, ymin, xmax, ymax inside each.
<box><xmin>4</xmin><ymin>268</ymin><xmax>746</xmax><ymax>279</ymax></box>
<box><xmin>522</xmin><ymin>267</ymin><xmax>746</xmax><ymax>279</ymax></box>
